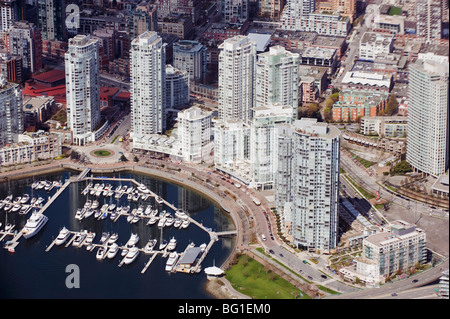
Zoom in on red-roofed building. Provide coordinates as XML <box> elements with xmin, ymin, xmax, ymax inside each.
<box><xmin>100</xmin><ymin>87</ymin><xmax>119</xmax><ymax>108</ymax></box>
<box><xmin>32</xmin><ymin>69</ymin><xmax>65</xmax><ymax>88</ymax></box>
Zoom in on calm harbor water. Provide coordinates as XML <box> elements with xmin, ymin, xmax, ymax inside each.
<box><xmin>0</xmin><ymin>170</ymin><xmax>236</xmax><ymax>299</ymax></box>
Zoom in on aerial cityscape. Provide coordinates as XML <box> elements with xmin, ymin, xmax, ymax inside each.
<box><xmin>0</xmin><ymin>0</ymin><xmax>448</xmax><ymax>302</ymax></box>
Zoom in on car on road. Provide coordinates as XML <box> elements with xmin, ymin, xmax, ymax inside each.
<box><xmin>321</xmin><ymin>275</ymin><xmax>327</xmax><ymax>279</ymax></box>
<box><xmin>412</xmin><ymin>279</ymin><xmax>419</xmax><ymax>283</ymax></box>
<box><xmin>391</xmin><ymin>293</ymin><xmax>397</xmax><ymax>297</ymax></box>
<box><xmin>269</xmin><ymin>249</ymin><xmax>274</xmax><ymax>254</ymax></box>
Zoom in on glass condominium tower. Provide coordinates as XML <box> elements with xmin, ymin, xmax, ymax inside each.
<box><xmin>406</xmin><ymin>55</ymin><xmax>449</xmax><ymax>177</ymax></box>
<box><xmin>130</xmin><ymin>31</ymin><xmax>166</xmax><ymax>136</ymax></box>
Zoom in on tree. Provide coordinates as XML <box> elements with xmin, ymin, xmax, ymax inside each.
<box><xmin>119</xmin><ymin>154</ymin><xmax>128</xmax><ymax>162</ymax></box>
<box><xmin>323</xmin><ymin>107</ymin><xmax>332</xmax><ymax>122</ymax></box>
<box><xmin>385</xmin><ymin>94</ymin><xmax>399</xmax><ymax>116</ymax></box>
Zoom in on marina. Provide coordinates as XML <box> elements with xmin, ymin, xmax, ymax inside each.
<box><xmin>1</xmin><ymin>169</ymin><xmax>236</xmax><ymax>278</ymax></box>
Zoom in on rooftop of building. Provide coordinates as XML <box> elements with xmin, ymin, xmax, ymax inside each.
<box><xmin>32</xmin><ymin>69</ymin><xmax>65</xmax><ymax>84</ymax></box>
<box><xmin>360</xmin><ymin>31</ymin><xmax>394</xmax><ymax>46</ymax></box>
<box><xmin>302</xmin><ymin>46</ymin><xmax>336</xmax><ymax>59</ymax></box>
<box><xmin>342</xmin><ymin>71</ymin><xmax>392</xmax><ymax>87</ymax></box>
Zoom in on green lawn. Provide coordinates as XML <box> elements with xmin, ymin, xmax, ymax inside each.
<box><xmin>225</xmin><ymin>254</ymin><xmax>310</xmax><ymax>299</ymax></box>
<box><xmin>93</xmin><ymin>150</ymin><xmax>112</xmax><ymax>157</ymax></box>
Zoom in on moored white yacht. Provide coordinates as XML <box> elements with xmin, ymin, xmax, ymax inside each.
<box><xmin>144</xmin><ymin>239</ymin><xmax>157</xmax><ymax>253</ymax></box>
<box><xmin>55</xmin><ymin>227</ymin><xmax>71</xmax><ymax>245</ymax></box>
<box><xmin>124</xmin><ymin>246</ymin><xmax>139</xmax><ymax>265</ymax></box>
<box><xmin>165</xmin><ymin>252</ymin><xmax>179</xmax><ymax>272</ymax></box>
<box><xmin>22</xmin><ymin>212</ymin><xmax>48</xmax><ymax>239</ymax></box>
<box><xmin>126</xmin><ymin>233</ymin><xmax>139</xmax><ymax>247</ymax></box>
<box><xmin>107</xmin><ymin>243</ymin><xmax>119</xmax><ymax>259</ymax></box>
<box><xmin>167</xmin><ymin>237</ymin><xmax>177</xmax><ymax>251</ymax></box>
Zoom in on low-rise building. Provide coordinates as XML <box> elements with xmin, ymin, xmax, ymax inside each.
<box><xmin>360</xmin><ymin>116</ymin><xmax>407</xmax><ymax>138</ymax></box>
<box><xmin>342</xmin><ymin>220</ymin><xmax>427</xmax><ymax>285</ymax></box>
<box><xmin>359</xmin><ymin>32</ymin><xmax>394</xmax><ymax>61</ymax></box>
<box><xmin>0</xmin><ymin>131</ymin><xmax>61</xmax><ymax>166</ymax></box>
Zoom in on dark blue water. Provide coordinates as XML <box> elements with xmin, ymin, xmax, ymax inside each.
<box><xmin>0</xmin><ymin>170</ymin><xmax>235</xmax><ymax>299</ymax></box>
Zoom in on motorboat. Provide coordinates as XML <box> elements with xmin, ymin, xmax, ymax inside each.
<box><xmin>136</xmin><ymin>206</ymin><xmax>144</xmax><ymax>216</ymax></box>
<box><xmin>55</xmin><ymin>227</ymin><xmax>71</xmax><ymax>245</ymax></box>
<box><xmin>144</xmin><ymin>239</ymin><xmax>157</xmax><ymax>253</ymax></box>
<box><xmin>126</xmin><ymin>233</ymin><xmax>139</xmax><ymax>247</ymax></box>
<box><xmin>130</xmin><ymin>216</ymin><xmax>140</xmax><ymax>224</ymax></box>
<box><xmin>132</xmin><ymin>192</ymin><xmax>140</xmax><ymax>202</ymax></box>
<box><xmin>110</xmin><ymin>210</ymin><xmax>117</xmax><ymax>221</ymax></box>
<box><xmin>200</xmin><ymin>243</ymin><xmax>207</xmax><ymax>252</ymax></box>
<box><xmin>84</xmin><ymin>200</ymin><xmax>92</xmax><ymax>209</ymax></box>
<box><xmin>159</xmin><ymin>239</ymin><xmax>168</xmax><ymax>250</ymax></box>
<box><xmin>165</xmin><ymin>252</ymin><xmax>179</xmax><ymax>272</ymax></box>
<box><xmin>44</xmin><ymin>181</ymin><xmax>52</xmax><ymax>191</ymax></box>
<box><xmin>100</xmin><ymin>204</ymin><xmax>109</xmax><ymax>212</ymax></box>
<box><xmin>11</xmin><ymin>204</ymin><xmax>22</xmax><ymax>213</ymax></box>
<box><xmin>30</xmin><ymin>197</ymin><xmax>37</xmax><ymax>206</ymax></box>
<box><xmin>167</xmin><ymin>237</ymin><xmax>177</xmax><ymax>251</ymax></box>
<box><xmin>181</xmin><ymin>219</ymin><xmax>190</xmax><ymax>229</ymax></box>
<box><xmin>107</xmin><ymin>243</ymin><xmax>119</xmax><ymax>259</ymax></box>
<box><xmin>175</xmin><ymin>209</ymin><xmax>187</xmax><ymax>219</ymax></box>
<box><xmin>126</xmin><ymin>213</ymin><xmax>134</xmax><ymax>223</ymax></box>
<box><xmin>122</xmin><ymin>205</ymin><xmax>130</xmax><ymax>215</ymax></box>
<box><xmin>3</xmin><ymin>203</ymin><xmax>12</xmax><ymax>211</ymax></box>
<box><xmin>72</xmin><ymin>231</ymin><xmax>87</xmax><ymax>247</ymax></box>
<box><xmin>124</xmin><ymin>246</ymin><xmax>139</xmax><ymax>265</ymax></box>
<box><xmin>108</xmin><ymin>203</ymin><xmax>116</xmax><ymax>211</ymax></box>
<box><xmin>35</xmin><ymin>197</ymin><xmax>45</xmax><ymax>206</ymax></box>
<box><xmin>13</xmin><ymin>197</ymin><xmax>21</xmax><ymax>204</ymax></box>
<box><xmin>83</xmin><ymin>209</ymin><xmax>95</xmax><ymax>219</ymax></box>
<box><xmin>137</xmin><ymin>184</ymin><xmax>150</xmax><ymax>194</ymax></box>
<box><xmin>147</xmin><ymin>215</ymin><xmax>157</xmax><ymax>225</ymax></box>
<box><xmin>155</xmin><ymin>196</ymin><xmax>164</xmax><ymax>205</ymax></box>
<box><xmin>157</xmin><ymin>216</ymin><xmax>166</xmax><ymax>228</ymax></box>
<box><xmin>85</xmin><ymin>232</ymin><xmax>96</xmax><ymax>245</ymax></box>
<box><xmin>91</xmin><ymin>200</ymin><xmax>99</xmax><ymax>209</ymax></box>
<box><xmin>20</xmin><ymin>194</ymin><xmax>30</xmax><ymax>204</ymax></box>
<box><xmin>108</xmin><ymin>233</ymin><xmax>118</xmax><ymax>244</ymax></box>
<box><xmin>19</xmin><ymin>204</ymin><xmax>31</xmax><ymax>215</ymax></box>
<box><xmin>99</xmin><ymin>232</ymin><xmax>110</xmax><ymax>245</ymax></box>
<box><xmin>31</xmin><ymin>181</ymin><xmax>39</xmax><ymax>189</ymax></box>
<box><xmin>94</xmin><ymin>209</ymin><xmax>102</xmax><ymax>219</ymax></box>
<box><xmin>22</xmin><ymin>212</ymin><xmax>48</xmax><ymax>239</ymax></box>
<box><xmin>144</xmin><ymin>205</ymin><xmax>152</xmax><ymax>216</ymax></box>
<box><xmin>75</xmin><ymin>208</ymin><xmax>85</xmax><ymax>220</ymax></box>
<box><xmin>36</xmin><ymin>181</ymin><xmax>45</xmax><ymax>190</ymax></box>
<box><xmin>174</xmin><ymin>218</ymin><xmax>182</xmax><ymax>228</ymax></box>
<box><xmin>96</xmin><ymin>246</ymin><xmax>108</xmax><ymax>260</ymax></box>
<box><xmin>100</xmin><ymin>211</ymin><xmax>108</xmax><ymax>220</ymax></box>
<box><xmin>165</xmin><ymin>216</ymin><xmax>174</xmax><ymax>227</ymax></box>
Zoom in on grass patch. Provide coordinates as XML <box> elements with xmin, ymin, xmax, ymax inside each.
<box><xmin>225</xmin><ymin>254</ymin><xmax>310</xmax><ymax>299</ymax></box>
<box><xmin>93</xmin><ymin>150</ymin><xmax>112</xmax><ymax>157</ymax></box>
<box><xmin>348</xmin><ymin>150</ymin><xmax>376</xmax><ymax>168</ymax></box>
<box><xmin>388</xmin><ymin>6</ymin><xmax>402</xmax><ymax>15</ymax></box>
<box><xmin>344</xmin><ymin>175</ymin><xmax>375</xmax><ymax>199</ymax></box>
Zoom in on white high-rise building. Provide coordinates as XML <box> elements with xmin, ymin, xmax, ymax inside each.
<box><xmin>177</xmin><ymin>106</ymin><xmax>213</xmax><ymax>163</ymax></box>
<box><xmin>65</xmin><ymin>35</ymin><xmax>101</xmax><ymax>146</ymax></box>
<box><xmin>275</xmin><ymin>118</ymin><xmax>341</xmax><ymax>253</ymax></box>
<box><xmin>406</xmin><ymin>54</ymin><xmax>449</xmax><ymax>177</ymax></box>
<box><xmin>255</xmin><ymin>46</ymin><xmax>300</xmax><ymax>119</ymax></box>
<box><xmin>0</xmin><ymin>76</ymin><xmax>22</xmax><ymax>147</ymax></box>
<box><xmin>214</xmin><ymin>119</ymin><xmax>251</xmax><ymax>177</ymax></box>
<box><xmin>130</xmin><ymin>31</ymin><xmax>166</xmax><ymax>137</ymax></box>
<box><xmin>218</xmin><ymin>36</ymin><xmax>256</xmax><ymax>124</ymax></box>
<box><xmin>250</xmin><ymin>103</ymin><xmax>294</xmax><ymax>189</ymax></box>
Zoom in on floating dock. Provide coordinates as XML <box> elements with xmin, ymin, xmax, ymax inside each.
<box><xmin>10</xmin><ymin>170</ymin><xmax>237</xmax><ymax>274</ymax></box>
